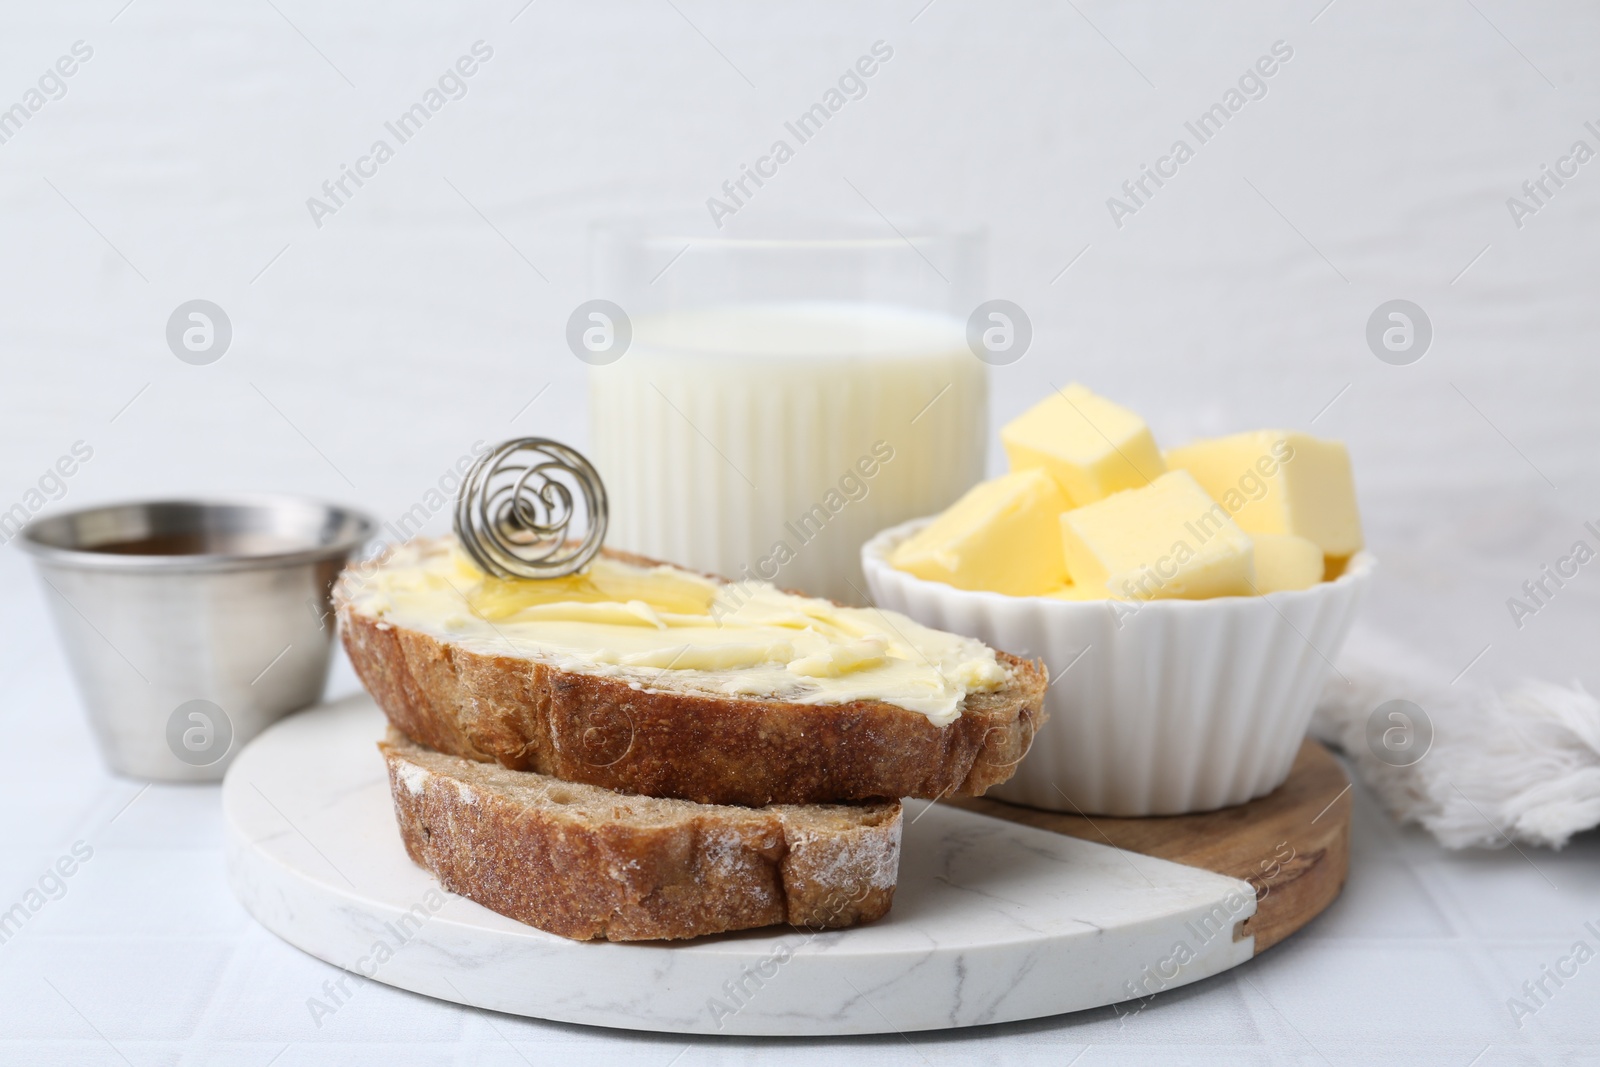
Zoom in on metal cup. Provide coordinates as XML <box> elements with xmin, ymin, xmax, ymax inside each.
<box><xmin>20</xmin><ymin>497</ymin><xmax>374</xmax><ymax>781</ymax></box>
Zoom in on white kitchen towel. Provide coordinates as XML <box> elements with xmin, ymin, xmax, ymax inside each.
<box><xmin>1312</xmin><ymin>625</ymin><xmax>1600</xmax><ymax>850</ymax></box>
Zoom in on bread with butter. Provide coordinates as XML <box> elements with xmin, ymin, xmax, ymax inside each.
<box><xmin>339</xmin><ymin>538</ymin><xmax>1047</xmax><ymax>807</ymax></box>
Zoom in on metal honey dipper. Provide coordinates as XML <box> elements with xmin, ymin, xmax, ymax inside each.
<box><xmin>452</xmin><ymin>438</ymin><xmax>609</xmax><ymax>580</ymax></box>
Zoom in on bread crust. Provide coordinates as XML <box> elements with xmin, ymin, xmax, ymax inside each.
<box><xmin>339</xmin><ymin>546</ymin><xmax>1048</xmax><ymax>807</ymax></box>
<box><xmin>382</xmin><ymin>731</ymin><xmax>900</xmax><ymax>941</ymax></box>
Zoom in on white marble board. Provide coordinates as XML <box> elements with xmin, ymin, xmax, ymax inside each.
<box><xmin>223</xmin><ymin>696</ymin><xmax>1258</xmax><ymax>1036</ymax></box>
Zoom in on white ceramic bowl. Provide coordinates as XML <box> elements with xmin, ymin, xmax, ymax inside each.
<box><xmin>862</xmin><ymin>519</ymin><xmax>1374</xmax><ymax>816</ymax></box>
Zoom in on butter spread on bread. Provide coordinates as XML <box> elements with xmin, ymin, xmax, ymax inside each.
<box><xmin>344</xmin><ymin>538</ymin><xmax>1006</xmax><ymax>726</ymax></box>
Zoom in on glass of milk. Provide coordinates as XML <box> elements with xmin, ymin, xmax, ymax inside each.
<box><xmin>588</xmin><ymin>216</ymin><xmax>986</xmax><ymax>604</ymax></box>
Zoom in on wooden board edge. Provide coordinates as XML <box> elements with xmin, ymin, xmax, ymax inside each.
<box><xmin>950</xmin><ymin>740</ymin><xmax>1352</xmax><ymax>955</ymax></box>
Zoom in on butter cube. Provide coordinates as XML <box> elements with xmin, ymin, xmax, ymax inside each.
<box><xmin>1044</xmin><ymin>583</ymin><xmax>1108</xmax><ymax>601</ymax></box>
<box><xmin>1001</xmin><ymin>383</ymin><xmax>1165</xmax><ymax>506</ymax></box>
<box><xmin>1250</xmin><ymin>534</ymin><xmax>1323</xmax><ymax>593</ymax></box>
<box><xmin>1164</xmin><ymin>431</ymin><xmax>1363</xmax><ymax>557</ymax></box>
<box><xmin>889</xmin><ymin>469</ymin><xmax>1068</xmax><ymax>596</ymax></box>
<box><xmin>1059</xmin><ymin>470</ymin><xmax>1256</xmax><ymax>600</ymax></box>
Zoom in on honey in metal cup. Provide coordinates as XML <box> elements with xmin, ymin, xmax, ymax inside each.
<box><xmin>20</xmin><ymin>498</ymin><xmax>374</xmax><ymax>782</ymax></box>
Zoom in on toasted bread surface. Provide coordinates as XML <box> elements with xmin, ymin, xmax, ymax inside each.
<box><xmin>340</xmin><ymin>545</ymin><xmax>1047</xmax><ymax>806</ymax></box>
<box><xmin>382</xmin><ymin>730</ymin><xmax>900</xmax><ymax>941</ymax></box>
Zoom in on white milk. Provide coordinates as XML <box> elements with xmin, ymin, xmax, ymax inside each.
<box><xmin>590</xmin><ymin>302</ymin><xmax>987</xmax><ymax>603</ymax></box>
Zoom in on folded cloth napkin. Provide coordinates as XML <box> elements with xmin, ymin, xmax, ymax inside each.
<box><xmin>1312</xmin><ymin>624</ymin><xmax>1600</xmax><ymax>850</ymax></box>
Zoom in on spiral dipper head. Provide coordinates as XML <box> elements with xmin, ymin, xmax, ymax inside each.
<box><xmin>452</xmin><ymin>438</ymin><xmax>608</xmax><ymax>580</ymax></box>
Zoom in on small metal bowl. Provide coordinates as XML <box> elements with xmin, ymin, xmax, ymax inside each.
<box><xmin>20</xmin><ymin>498</ymin><xmax>374</xmax><ymax>781</ymax></box>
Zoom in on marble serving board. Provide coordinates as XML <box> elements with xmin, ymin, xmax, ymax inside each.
<box><xmin>224</xmin><ymin>695</ymin><xmax>1263</xmax><ymax>1036</ymax></box>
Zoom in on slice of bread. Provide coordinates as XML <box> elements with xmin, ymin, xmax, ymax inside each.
<box><xmin>339</xmin><ymin>544</ymin><xmax>1048</xmax><ymax>807</ymax></box>
<box><xmin>381</xmin><ymin>730</ymin><xmax>901</xmax><ymax>941</ymax></box>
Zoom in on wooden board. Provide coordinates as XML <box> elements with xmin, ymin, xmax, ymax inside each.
<box><xmin>950</xmin><ymin>739</ymin><xmax>1351</xmax><ymax>953</ymax></box>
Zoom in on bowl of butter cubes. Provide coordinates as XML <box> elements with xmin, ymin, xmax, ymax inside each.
<box><xmin>862</xmin><ymin>384</ymin><xmax>1373</xmax><ymax>816</ymax></box>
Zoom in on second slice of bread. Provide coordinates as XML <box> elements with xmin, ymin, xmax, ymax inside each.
<box><xmin>381</xmin><ymin>730</ymin><xmax>902</xmax><ymax>941</ymax></box>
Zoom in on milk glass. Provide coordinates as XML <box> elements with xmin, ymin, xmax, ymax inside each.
<box><xmin>588</xmin><ymin>218</ymin><xmax>986</xmax><ymax>603</ymax></box>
